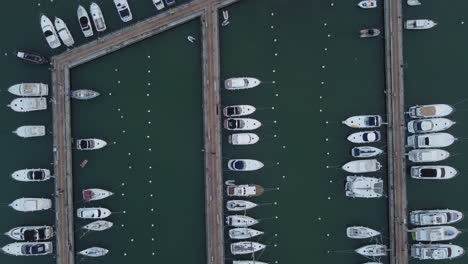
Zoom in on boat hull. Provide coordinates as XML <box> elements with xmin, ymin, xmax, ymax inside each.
<box><xmin>9</xmin><ymin>198</ymin><xmax>52</xmax><ymax>212</ymax></box>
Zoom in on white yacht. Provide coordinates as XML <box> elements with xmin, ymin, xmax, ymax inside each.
<box><xmin>229</xmin><ymin>228</ymin><xmax>263</xmax><ymax>239</ymax></box>
<box><xmin>346</xmin><ymin>226</ymin><xmax>380</xmax><ymax>239</ymax></box>
<box><xmin>408</xmin><ymin>104</ymin><xmax>453</xmax><ymax>118</ymax></box>
<box><xmin>231</xmin><ymin>241</ymin><xmax>265</xmax><ymax>255</ymax></box>
<box><xmin>226</xmin><ymin>184</ymin><xmax>264</xmax><ymax>197</ymax></box>
<box><xmin>225</xmin><ymin>77</ymin><xmax>261</xmax><ymax>90</ymax></box>
<box><xmin>411</xmin><ymin>244</ymin><xmax>464</xmax><ymax>260</ymax></box>
<box><xmin>79</xmin><ymin>247</ymin><xmax>109</xmax><ymax>257</ymax></box>
<box><xmin>13</xmin><ymin>126</ymin><xmax>46</xmax><ymax>138</ymax></box>
<box><xmin>405</xmin><ymin>19</ymin><xmax>437</xmax><ymax>30</ymax></box>
<box><xmin>77</xmin><ymin>207</ymin><xmax>111</xmax><ymax>219</ymax></box>
<box><xmin>360</xmin><ymin>28</ymin><xmax>380</xmax><ymax>38</ymax></box>
<box><xmin>9</xmin><ymin>198</ymin><xmax>52</xmax><ymax>212</ymax></box>
<box><xmin>223</xmin><ymin>105</ymin><xmax>256</xmax><ymax>117</ymax></box>
<box><xmin>91</xmin><ymin>3</ymin><xmax>107</xmax><ymax>32</ymax></box>
<box><xmin>77</xmin><ymin>5</ymin><xmax>94</xmax><ymax>37</ymax></box>
<box><xmin>351</xmin><ymin>146</ymin><xmax>383</xmax><ymax>158</ymax></box>
<box><xmin>224</xmin><ymin>118</ymin><xmax>262</xmax><ymax>131</ymax></box>
<box><xmin>11</xmin><ymin>169</ymin><xmax>51</xmax><ymax>182</ymax></box>
<box><xmin>407</xmin><ymin>133</ymin><xmax>456</xmax><ymax>148</ymax></box>
<box><xmin>8</xmin><ymin>98</ymin><xmax>47</xmax><ymax>112</ymax></box>
<box><xmin>152</xmin><ymin>0</ymin><xmax>165</xmax><ymax>10</ymax></box>
<box><xmin>407</xmin><ymin>118</ymin><xmax>455</xmax><ymax>133</ymax></box>
<box><xmin>342</xmin><ymin>159</ymin><xmax>382</xmax><ymax>173</ymax></box>
<box><xmin>40</xmin><ymin>15</ymin><xmax>61</xmax><ymax>49</ymax></box>
<box><xmin>83</xmin><ymin>188</ymin><xmax>114</xmax><ymax>202</ymax></box>
<box><xmin>345</xmin><ymin>176</ymin><xmax>383</xmax><ymax>198</ymax></box>
<box><xmin>76</xmin><ymin>138</ymin><xmax>107</xmax><ymax>150</ymax></box>
<box><xmin>347</xmin><ymin>131</ymin><xmax>381</xmax><ymax>143</ymax></box>
<box><xmin>83</xmin><ymin>220</ymin><xmax>113</xmax><ymax>231</ymax></box>
<box><xmin>228</xmin><ymin>159</ymin><xmax>264</xmax><ymax>171</ymax></box>
<box><xmin>226</xmin><ymin>215</ymin><xmax>258</xmax><ymax>227</ymax></box>
<box><xmin>54</xmin><ymin>17</ymin><xmax>75</xmax><ymax>47</ymax></box>
<box><xmin>2</xmin><ymin>242</ymin><xmax>53</xmax><ymax>256</ymax></box>
<box><xmin>226</xmin><ymin>200</ymin><xmax>258</xmax><ymax>211</ymax></box>
<box><xmin>229</xmin><ymin>133</ymin><xmax>259</xmax><ymax>145</ymax></box>
<box><xmin>342</xmin><ymin>115</ymin><xmax>382</xmax><ymax>128</ymax></box>
<box><xmin>411</xmin><ymin>166</ymin><xmax>458</xmax><ymax>180</ymax></box>
<box><xmin>71</xmin><ymin>89</ymin><xmax>100</xmax><ymax>100</ymax></box>
<box><xmin>233</xmin><ymin>261</ymin><xmax>268</xmax><ymax>264</ymax></box>
<box><xmin>410</xmin><ymin>209</ymin><xmax>463</xmax><ymax>226</ymax></box>
<box><xmin>357</xmin><ymin>0</ymin><xmax>377</xmax><ymax>8</ymax></box>
<box><xmin>356</xmin><ymin>244</ymin><xmax>387</xmax><ymax>257</ymax></box>
<box><xmin>410</xmin><ymin>226</ymin><xmax>460</xmax><ymax>242</ymax></box>
<box><xmin>114</xmin><ymin>0</ymin><xmax>133</xmax><ymax>22</ymax></box>
<box><xmin>5</xmin><ymin>226</ymin><xmax>54</xmax><ymax>241</ymax></box>
<box><xmin>408</xmin><ymin>149</ymin><xmax>450</xmax><ymax>163</ymax></box>
<box><xmin>8</xmin><ymin>83</ymin><xmax>48</xmax><ymax>96</ymax></box>
<box><xmin>407</xmin><ymin>0</ymin><xmax>421</xmax><ymax>6</ymax></box>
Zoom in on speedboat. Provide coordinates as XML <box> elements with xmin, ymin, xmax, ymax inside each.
<box><xmin>231</xmin><ymin>241</ymin><xmax>265</xmax><ymax>255</ymax></box>
<box><xmin>229</xmin><ymin>228</ymin><xmax>263</xmax><ymax>239</ymax></box>
<box><xmin>76</xmin><ymin>138</ymin><xmax>107</xmax><ymax>150</ymax></box>
<box><xmin>8</xmin><ymin>83</ymin><xmax>48</xmax><ymax>96</ymax></box>
<box><xmin>233</xmin><ymin>261</ymin><xmax>268</xmax><ymax>264</ymax></box>
<box><xmin>411</xmin><ymin>244</ymin><xmax>464</xmax><ymax>260</ymax></box>
<box><xmin>79</xmin><ymin>247</ymin><xmax>109</xmax><ymax>257</ymax></box>
<box><xmin>71</xmin><ymin>89</ymin><xmax>100</xmax><ymax>100</ymax></box>
<box><xmin>83</xmin><ymin>220</ymin><xmax>113</xmax><ymax>231</ymax></box>
<box><xmin>360</xmin><ymin>28</ymin><xmax>380</xmax><ymax>38</ymax></box>
<box><xmin>228</xmin><ymin>159</ymin><xmax>264</xmax><ymax>171</ymax></box>
<box><xmin>405</xmin><ymin>19</ymin><xmax>437</xmax><ymax>30</ymax></box>
<box><xmin>226</xmin><ymin>200</ymin><xmax>258</xmax><ymax>211</ymax></box>
<box><xmin>224</xmin><ymin>118</ymin><xmax>261</xmax><ymax>131</ymax></box>
<box><xmin>83</xmin><ymin>188</ymin><xmax>114</xmax><ymax>202</ymax></box>
<box><xmin>357</xmin><ymin>0</ymin><xmax>377</xmax><ymax>8</ymax></box>
<box><xmin>77</xmin><ymin>5</ymin><xmax>94</xmax><ymax>37</ymax></box>
<box><xmin>407</xmin><ymin>133</ymin><xmax>456</xmax><ymax>148</ymax></box>
<box><xmin>342</xmin><ymin>159</ymin><xmax>382</xmax><ymax>173</ymax></box>
<box><xmin>77</xmin><ymin>207</ymin><xmax>111</xmax><ymax>219</ymax></box>
<box><xmin>342</xmin><ymin>115</ymin><xmax>382</xmax><ymax>128</ymax></box>
<box><xmin>410</xmin><ymin>166</ymin><xmax>458</xmax><ymax>180</ymax></box>
<box><xmin>40</xmin><ymin>15</ymin><xmax>61</xmax><ymax>49</ymax></box>
<box><xmin>226</xmin><ymin>215</ymin><xmax>258</xmax><ymax>227</ymax></box>
<box><xmin>408</xmin><ymin>104</ymin><xmax>453</xmax><ymax>118</ymax></box>
<box><xmin>8</xmin><ymin>98</ymin><xmax>47</xmax><ymax>112</ymax></box>
<box><xmin>2</xmin><ymin>242</ymin><xmax>53</xmax><ymax>256</ymax></box>
<box><xmin>351</xmin><ymin>146</ymin><xmax>383</xmax><ymax>158</ymax></box>
<box><xmin>54</xmin><ymin>17</ymin><xmax>75</xmax><ymax>47</ymax></box>
<box><xmin>11</xmin><ymin>169</ymin><xmax>51</xmax><ymax>182</ymax></box>
<box><xmin>407</xmin><ymin>118</ymin><xmax>455</xmax><ymax>133</ymax></box>
<box><xmin>226</xmin><ymin>184</ymin><xmax>264</xmax><ymax>197</ymax></box>
<box><xmin>114</xmin><ymin>0</ymin><xmax>133</xmax><ymax>22</ymax></box>
<box><xmin>223</xmin><ymin>105</ymin><xmax>256</xmax><ymax>117</ymax></box>
<box><xmin>346</xmin><ymin>226</ymin><xmax>380</xmax><ymax>239</ymax></box>
<box><xmin>152</xmin><ymin>0</ymin><xmax>165</xmax><ymax>10</ymax></box>
<box><xmin>91</xmin><ymin>2</ymin><xmax>107</xmax><ymax>32</ymax></box>
<box><xmin>410</xmin><ymin>209</ymin><xmax>463</xmax><ymax>226</ymax></box>
<box><xmin>15</xmin><ymin>51</ymin><xmax>49</xmax><ymax>65</ymax></box>
<box><xmin>225</xmin><ymin>77</ymin><xmax>261</xmax><ymax>90</ymax></box>
<box><xmin>13</xmin><ymin>126</ymin><xmax>46</xmax><ymax>138</ymax></box>
<box><xmin>410</xmin><ymin>226</ymin><xmax>460</xmax><ymax>241</ymax></box>
<box><xmin>345</xmin><ymin>176</ymin><xmax>383</xmax><ymax>198</ymax></box>
<box><xmin>408</xmin><ymin>149</ymin><xmax>449</xmax><ymax>163</ymax></box>
<box><xmin>229</xmin><ymin>133</ymin><xmax>259</xmax><ymax>145</ymax></box>
<box><xmin>347</xmin><ymin>131</ymin><xmax>381</xmax><ymax>143</ymax></box>
<box><xmin>5</xmin><ymin>226</ymin><xmax>54</xmax><ymax>241</ymax></box>
<box><xmin>355</xmin><ymin>244</ymin><xmax>387</xmax><ymax>257</ymax></box>
<box><xmin>9</xmin><ymin>198</ymin><xmax>52</xmax><ymax>212</ymax></box>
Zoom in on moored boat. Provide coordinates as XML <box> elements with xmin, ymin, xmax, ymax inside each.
<box><xmin>83</xmin><ymin>220</ymin><xmax>113</xmax><ymax>231</ymax></box>
<box><xmin>76</xmin><ymin>138</ymin><xmax>107</xmax><ymax>150</ymax></box>
<box><xmin>11</xmin><ymin>169</ymin><xmax>51</xmax><ymax>182</ymax></box>
<box><xmin>347</xmin><ymin>131</ymin><xmax>381</xmax><ymax>143</ymax></box>
<box><xmin>408</xmin><ymin>149</ymin><xmax>450</xmax><ymax>163</ymax></box>
<box><xmin>408</xmin><ymin>104</ymin><xmax>453</xmax><ymax>118</ymax></box>
<box><xmin>8</xmin><ymin>83</ymin><xmax>48</xmax><ymax>96</ymax></box>
<box><xmin>231</xmin><ymin>241</ymin><xmax>265</xmax><ymax>255</ymax></box>
<box><xmin>410</xmin><ymin>165</ymin><xmax>458</xmax><ymax>180</ymax></box>
<box><xmin>345</xmin><ymin>176</ymin><xmax>383</xmax><ymax>198</ymax></box>
<box><xmin>79</xmin><ymin>247</ymin><xmax>109</xmax><ymax>257</ymax></box>
<box><xmin>226</xmin><ymin>184</ymin><xmax>264</xmax><ymax>197</ymax></box>
<box><xmin>71</xmin><ymin>89</ymin><xmax>100</xmax><ymax>100</ymax></box>
<box><xmin>342</xmin><ymin>159</ymin><xmax>382</xmax><ymax>173</ymax></box>
<box><xmin>410</xmin><ymin>209</ymin><xmax>463</xmax><ymax>226</ymax></box>
<box><xmin>114</xmin><ymin>0</ymin><xmax>133</xmax><ymax>22</ymax></box>
<box><xmin>15</xmin><ymin>51</ymin><xmax>49</xmax><ymax>65</ymax></box>
<box><xmin>2</xmin><ymin>242</ymin><xmax>53</xmax><ymax>256</ymax></box>
<box><xmin>77</xmin><ymin>5</ymin><xmax>94</xmax><ymax>37</ymax></box>
<box><xmin>346</xmin><ymin>226</ymin><xmax>380</xmax><ymax>239</ymax></box>
<box><xmin>77</xmin><ymin>207</ymin><xmax>111</xmax><ymax>219</ymax></box>
<box><xmin>226</xmin><ymin>215</ymin><xmax>258</xmax><ymax>227</ymax></box>
<box><xmin>411</xmin><ymin>243</ymin><xmax>464</xmax><ymax>260</ymax></box>
<box><xmin>407</xmin><ymin>133</ymin><xmax>456</xmax><ymax>148</ymax></box>
<box><xmin>357</xmin><ymin>0</ymin><xmax>377</xmax><ymax>8</ymax></box>
<box><xmin>410</xmin><ymin>226</ymin><xmax>460</xmax><ymax>241</ymax></box>
<box><xmin>355</xmin><ymin>244</ymin><xmax>387</xmax><ymax>257</ymax></box>
<box><xmin>54</xmin><ymin>17</ymin><xmax>75</xmax><ymax>47</ymax></box>
<box><xmin>224</xmin><ymin>118</ymin><xmax>262</xmax><ymax>131</ymax></box>
<box><xmin>9</xmin><ymin>198</ymin><xmax>52</xmax><ymax>212</ymax></box>
<box><xmin>228</xmin><ymin>159</ymin><xmax>264</xmax><ymax>171</ymax></box>
<box><xmin>223</xmin><ymin>105</ymin><xmax>256</xmax><ymax>117</ymax></box>
<box><xmin>226</xmin><ymin>200</ymin><xmax>258</xmax><ymax>211</ymax></box>
<box><xmin>407</xmin><ymin>118</ymin><xmax>455</xmax><ymax>133</ymax></box>
<box><xmin>8</xmin><ymin>98</ymin><xmax>47</xmax><ymax>112</ymax></box>
<box><xmin>83</xmin><ymin>188</ymin><xmax>114</xmax><ymax>202</ymax></box>
<box><xmin>228</xmin><ymin>133</ymin><xmax>259</xmax><ymax>145</ymax></box>
<box><xmin>405</xmin><ymin>19</ymin><xmax>437</xmax><ymax>30</ymax></box>
<box><xmin>342</xmin><ymin>115</ymin><xmax>382</xmax><ymax>128</ymax></box>
<box><xmin>360</xmin><ymin>28</ymin><xmax>380</xmax><ymax>38</ymax></box>
<box><xmin>40</xmin><ymin>15</ymin><xmax>61</xmax><ymax>49</ymax></box>
<box><xmin>5</xmin><ymin>226</ymin><xmax>54</xmax><ymax>241</ymax></box>
<box><xmin>91</xmin><ymin>2</ymin><xmax>107</xmax><ymax>32</ymax></box>
<box><xmin>225</xmin><ymin>77</ymin><xmax>261</xmax><ymax>90</ymax></box>
<box><xmin>229</xmin><ymin>228</ymin><xmax>263</xmax><ymax>239</ymax></box>
<box><xmin>351</xmin><ymin>146</ymin><xmax>383</xmax><ymax>158</ymax></box>
<box><xmin>13</xmin><ymin>126</ymin><xmax>46</xmax><ymax>138</ymax></box>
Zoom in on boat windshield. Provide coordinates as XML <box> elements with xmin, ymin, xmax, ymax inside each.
<box><xmin>226</xmin><ymin>107</ymin><xmax>240</xmax><ymax>116</ymax></box>
<box><xmin>234</xmin><ymin>161</ymin><xmax>245</xmax><ymax>170</ymax></box>
<box><xmin>420</xmin><ymin>169</ymin><xmax>437</xmax><ymax>178</ymax></box>
<box><xmin>423</xmin><ymin>137</ymin><xmax>430</xmax><ymax>146</ymax></box>
<box><xmin>79</xmin><ymin>17</ymin><xmax>90</xmax><ymax>28</ymax></box>
<box><xmin>27</xmin><ymin>171</ymin><xmax>44</xmax><ymax>180</ymax></box>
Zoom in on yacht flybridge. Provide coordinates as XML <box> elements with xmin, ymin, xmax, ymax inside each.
<box><xmin>405</xmin><ymin>19</ymin><xmax>437</xmax><ymax>30</ymax></box>
<box><xmin>411</xmin><ymin>244</ymin><xmax>464</xmax><ymax>260</ymax></box>
<box><xmin>345</xmin><ymin>176</ymin><xmax>383</xmax><ymax>198</ymax></box>
<box><xmin>342</xmin><ymin>115</ymin><xmax>382</xmax><ymax>128</ymax></box>
<box><xmin>54</xmin><ymin>17</ymin><xmax>75</xmax><ymax>47</ymax></box>
<box><xmin>229</xmin><ymin>228</ymin><xmax>263</xmax><ymax>239</ymax></box>
<box><xmin>407</xmin><ymin>118</ymin><xmax>455</xmax><ymax>133</ymax></box>
<box><xmin>410</xmin><ymin>209</ymin><xmax>463</xmax><ymax>226</ymax></box>
<box><xmin>77</xmin><ymin>5</ymin><xmax>94</xmax><ymax>37</ymax></box>
<box><xmin>407</xmin><ymin>133</ymin><xmax>456</xmax><ymax>148</ymax></box>
<box><xmin>342</xmin><ymin>159</ymin><xmax>382</xmax><ymax>173</ymax></box>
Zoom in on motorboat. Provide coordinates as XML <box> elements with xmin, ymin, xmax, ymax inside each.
<box><xmin>79</xmin><ymin>247</ymin><xmax>109</xmax><ymax>257</ymax></box>
<box><xmin>351</xmin><ymin>146</ymin><xmax>383</xmax><ymax>158</ymax></box>
<box><xmin>347</xmin><ymin>131</ymin><xmax>381</xmax><ymax>143</ymax></box>
<box><xmin>11</xmin><ymin>169</ymin><xmax>51</xmax><ymax>182</ymax></box>
<box><xmin>223</xmin><ymin>105</ymin><xmax>256</xmax><ymax>117</ymax></box>
<box><xmin>54</xmin><ymin>17</ymin><xmax>75</xmax><ymax>47</ymax></box>
<box><xmin>9</xmin><ymin>198</ymin><xmax>52</xmax><ymax>212</ymax></box>
<box><xmin>407</xmin><ymin>133</ymin><xmax>456</xmax><ymax>148</ymax></box>
<box><xmin>408</xmin><ymin>149</ymin><xmax>449</xmax><ymax>163</ymax></box>
<box><xmin>224</xmin><ymin>118</ymin><xmax>262</xmax><ymax>131</ymax></box>
<box><xmin>346</xmin><ymin>226</ymin><xmax>380</xmax><ymax>239</ymax></box>
<box><xmin>233</xmin><ymin>261</ymin><xmax>268</xmax><ymax>264</ymax></box>
<box><xmin>410</xmin><ymin>226</ymin><xmax>460</xmax><ymax>241</ymax></box>
<box><xmin>408</xmin><ymin>104</ymin><xmax>453</xmax><ymax>118</ymax></box>
<box><xmin>15</xmin><ymin>51</ymin><xmax>49</xmax><ymax>65</ymax></box>
<box><xmin>228</xmin><ymin>159</ymin><xmax>264</xmax><ymax>171</ymax></box>
<box><xmin>407</xmin><ymin>118</ymin><xmax>455</xmax><ymax>133</ymax></box>
<box><xmin>229</xmin><ymin>133</ymin><xmax>259</xmax><ymax>145</ymax></box>
<box><xmin>5</xmin><ymin>226</ymin><xmax>54</xmax><ymax>241</ymax></box>
<box><xmin>77</xmin><ymin>5</ymin><xmax>94</xmax><ymax>37</ymax></box>
<box><xmin>8</xmin><ymin>83</ymin><xmax>48</xmax><ymax>96</ymax></box>
<box><xmin>71</xmin><ymin>89</ymin><xmax>100</xmax><ymax>100</ymax></box>
<box><xmin>357</xmin><ymin>0</ymin><xmax>377</xmax><ymax>8</ymax></box>
<box><xmin>226</xmin><ymin>215</ymin><xmax>258</xmax><ymax>227</ymax></box>
<box><xmin>91</xmin><ymin>2</ymin><xmax>107</xmax><ymax>32</ymax></box>
<box><xmin>76</xmin><ymin>138</ymin><xmax>107</xmax><ymax>150</ymax></box>
<box><xmin>226</xmin><ymin>200</ymin><xmax>258</xmax><ymax>211</ymax></box>
<box><xmin>360</xmin><ymin>29</ymin><xmax>380</xmax><ymax>38</ymax></box>
<box><xmin>410</xmin><ymin>209</ymin><xmax>463</xmax><ymax>226</ymax></box>
<box><xmin>411</xmin><ymin>244</ymin><xmax>464</xmax><ymax>260</ymax></box>
<box><xmin>114</xmin><ymin>0</ymin><xmax>133</xmax><ymax>22</ymax></box>
<box><xmin>410</xmin><ymin>166</ymin><xmax>458</xmax><ymax>180</ymax></box>
<box><xmin>355</xmin><ymin>244</ymin><xmax>387</xmax><ymax>257</ymax></box>
<box><xmin>77</xmin><ymin>207</ymin><xmax>111</xmax><ymax>219</ymax></box>
<box><xmin>152</xmin><ymin>0</ymin><xmax>165</xmax><ymax>10</ymax></box>
<box><xmin>407</xmin><ymin>0</ymin><xmax>421</xmax><ymax>6</ymax></box>
<box><xmin>345</xmin><ymin>176</ymin><xmax>383</xmax><ymax>198</ymax></box>
<box><xmin>229</xmin><ymin>228</ymin><xmax>263</xmax><ymax>239</ymax></box>
<box><xmin>226</xmin><ymin>184</ymin><xmax>264</xmax><ymax>197</ymax></box>
<box><xmin>83</xmin><ymin>188</ymin><xmax>114</xmax><ymax>202</ymax></box>
<box><xmin>342</xmin><ymin>159</ymin><xmax>382</xmax><ymax>173</ymax></box>
<box><xmin>13</xmin><ymin>126</ymin><xmax>46</xmax><ymax>138</ymax></box>
<box><xmin>225</xmin><ymin>77</ymin><xmax>261</xmax><ymax>90</ymax></box>
<box><xmin>342</xmin><ymin>115</ymin><xmax>382</xmax><ymax>128</ymax></box>
<box><xmin>40</xmin><ymin>15</ymin><xmax>61</xmax><ymax>49</ymax></box>
<box><xmin>231</xmin><ymin>241</ymin><xmax>265</xmax><ymax>255</ymax></box>
<box><xmin>8</xmin><ymin>98</ymin><xmax>47</xmax><ymax>112</ymax></box>
<box><xmin>405</xmin><ymin>19</ymin><xmax>437</xmax><ymax>30</ymax></box>
<box><xmin>83</xmin><ymin>220</ymin><xmax>113</xmax><ymax>231</ymax></box>
<box><xmin>2</xmin><ymin>242</ymin><xmax>53</xmax><ymax>256</ymax></box>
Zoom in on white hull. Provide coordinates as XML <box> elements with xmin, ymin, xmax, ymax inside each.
<box><xmin>342</xmin><ymin>115</ymin><xmax>382</xmax><ymax>128</ymax></box>
<box><xmin>345</xmin><ymin>176</ymin><xmax>383</xmax><ymax>198</ymax></box>
<box><xmin>226</xmin><ymin>200</ymin><xmax>258</xmax><ymax>211</ymax></box>
<box><xmin>231</xmin><ymin>241</ymin><xmax>265</xmax><ymax>255</ymax></box>
<box><xmin>228</xmin><ymin>159</ymin><xmax>264</xmax><ymax>171</ymax></box>
<box><xmin>152</xmin><ymin>0</ymin><xmax>166</xmax><ymax>10</ymax></box>
<box><xmin>229</xmin><ymin>133</ymin><xmax>259</xmax><ymax>145</ymax></box>
<box><xmin>229</xmin><ymin>228</ymin><xmax>263</xmax><ymax>239</ymax></box>
<box><xmin>5</xmin><ymin>226</ymin><xmax>54</xmax><ymax>241</ymax></box>
<box><xmin>78</xmin><ymin>5</ymin><xmax>94</xmax><ymax>37</ymax></box>
<box><xmin>405</xmin><ymin>19</ymin><xmax>437</xmax><ymax>30</ymax></box>
<box><xmin>40</xmin><ymin>15</ymin><xmax>61</xmax><ymax>49</ymax></box>
<box><xmin>77</xmin><ymin>207</ymin><xmax>111</xmax><ymax>219</ymax></box>
<box><xmin>9</xmin><ymin>198</ymin><xmax>52</xmax><ymax>212</ymax></box>
<box><xmin>2</xmin><ymin>242</ymin><xmax>53</xmax><ymax>256</ymax></box>
<box><xmin>224</xmin><ymin>118</ymin><xmax>262</xmax><ymax>131</ymax></box>
<box><xmin>226</xmin><ymin>215</ymin><xmax>258</xmax><ymax>227</ymax></box>
<box><xmin>346</xmin><ymin>226</ymin><xmax>380</xmax><ymax>239</ymax></box>
<box><xmin>225</xmin><ymin>77</ymin><xmax>261</xmax><ymax>90</ymax></box>
<box><xmin>9</xmin><ymin>98</ymin><xmax>47</xmax><ymax>112</ymax></box>
<box><xmin>91</xmin><ymin>3</ymin><xmax>107</xmax><ymax>32</ymax></box>
<box><xmin>223</xmin><ymin>105</ymin><xmax>256</xmax><ymax>117</ymax></box>
<box><xmin>347</xmin><ymin>131</ymin><xmax>381</xmax><ymax>143</ymax></box>
<box><xmin>79</xmin><ymin>247</ymin><xmax>109</xmax><ymax>257</ymax></box>
<box><xmin>71</xmin><ymin>89</ymin><xmax>100</xmax><ymax>100</ymax></box>
<box><xmin>76</xmin><ymin>138</ymin><xmax>107</xmax><ymax>150</ymax></box>
<box><xmin>11</xmin><ymin>169</ymin><xmax>51</xmax><ymax>182</ymax></box>
<box><xmin>342</xmin><ymin>159</ymin><xmax>382</xmax><ymax>173</ymax></box>
<box><xmin>83</xmin><ymin>220</ymin><xmax>113</xmax><ymax>231</ymax></box>
<box><xmin>410</xmin><ymin>226</ymin><xmax>460</xmax><ymax>241</ymax></box>
<box><xmin>408</xmin><ymin>104</ymin><xmax>453</xmax><ymax>118</ymax></box>
<box><xmin>54</xmin><ymin>17</ymin><xmax>75</xmax><ymax>47</ymax></box>
<box><xmin>356</xmin><ymin>244</ymin><xmax>387</xmax><ymax>257</ymax></box>
<box><xmin>83</xmin><ymin>188</ymin><xmax>114</xmax><ymax>201</ymax></box>
<box><xmin>227</xmin><ymin>184</ymin><xmax>264</xmax><ymax>197</ymax></box>
<box><xmin>351</xmin><ymin>146</ymin><xmax>383</xmax><ymax>158</ymax></box>
<box><xmin>407</xmin><ymin>118</ymin><xmax>455</xmax><ymax>133</ymax></box>
<box><xmin>411</xmin><ymin>165</ymin><xmax>457</xmax><ymax>180</ymax></box>
<box><xmin>8</xmin><ymin>83</ymin><xmax>48</xmax><ymax>96</ymax></box>
<box><xmin>13</xmin><ymin>126</ymin><xmax>46</xmax><ymax>138</ymax></box>
<box><xmin>114</xmin><ymin>0</ymin><xmax>133</xmax><ymax>22</ymax></box>
<box><xmin>407</xmin><ymin>0</ymin><xmax>421</xmax><ymax>6</ymax></box>
<box><xmin>411</xmin><ymin>244</ymin><xmax>464</xmax><ymax>260</ymax></box>
<box><xmin>357</xmin><ymin>0</ymin><xmax>377</xmax><ymax>8</ymax></box>
<box><xmin>408</xmin><ymin>149</ymin><xmax>450</xmax><ymax>162</ymax></box>
<box><xmin>410</xmin><ymin>209</ymin><xmax>463</xmax><ymax>226</ymax></box>
<box><xmin>407</xmin><ymin>133</ymin><xmax>455</xmax><ymax>148</ymax></box>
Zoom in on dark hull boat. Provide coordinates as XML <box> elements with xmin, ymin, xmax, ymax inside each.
<box><xmin>15</xmin><ymin>51</ymin><xmax>49</xmax><ymax>65</ymax></box>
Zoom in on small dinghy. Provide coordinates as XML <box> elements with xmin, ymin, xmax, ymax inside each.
<box><xmin>410</xmin><ymin>226</ymin><xmax>460</xmax><ymax>242</ymax></box>
<box><xmin>54</xmin><ymin>17</ymin><xmax>75</xmax><ymax>47</ymax></box>
<box><xmin>224</xmin><ymin>118</ymin><xmax>262</xmax><ymax>131</ymax></box>
<box><xmin>405</xmin><ymin>19</ymin><xmax>437</xmax><ymax>30</ymax></box>
<box><xmin>410</xmin><ymin>209</ymin><xmax>463</xmax><ymax>226</ymax></box>
<box><xmin>342</xmin><ymin>115</ymin><xmax>382</xmax><ymax>128</ymax></box>
<box><xmin>9</xmin><ymin>198</ymin><xmax>52</xmax><ymax>212</ymax></box>
<box><xmin>226</xmin><ymin>200</ymin><xmax>258</xmax><ymax>211</ymax></box>
<box><xmin>345</xmin><ymin>176</ymin><xmax>383</xmax><ymax>198</ymax></box>
<box><xmin>342</xmin><ymin>159</ymin><xmax>382</xmax><ymax>173</ymax></box>
<box><xmin>226</xmin><ymin>215</ymin><xmax>258</xmax><ymax>227</ymax></box>
<box><xmin>229</xmin><ymin>228</ymin><xmax>263</xmax><ymax>239</ymax></box>
<box><xmin>8</xmin><ymin>83</ymin><xmax>48</xmax><ymax>96</ymax></box>
<box><xmin>13</xmin><ymin>126</ymin><xmax>46</xmax><ymax>138</ymax></box>
<box><xmin>351</xmin><ymin>146</ymin><xmax>383</xmax><ymax>158</ymax></box>
<box><xmin>360</xmin><ymin>28</ymin><xmax>380</xmax><ymax>38</ymax></box>
<box><xmin>8</xmin><ymin>98</ymin><xmax>47</xmax><ymax>112</ymax></box>
<box><xmin>5</xmin><ymin>226</ymin><xmax>54</xmax><ymax>241</ymax></box>
<box><xmin>347</xmin><ymin>131</ymin><xmax>381</xmax><ymax>143</ymax></box>
<box><xmin>225</xmin><ymin>77</ymin><xmax>261</xmax><ymax>90</ymax></box>
<box><xmin>410</xmin><ymin>165</ymin><xmax>458</xmax><ymax>180</ymax></box>
<box><xmin>90</xmin><ymin>2</ymin><xmax>107</xmax><ymax>32</ymax></box>
<box><xmin>71</xmin><ymin>89</ymin><xmax>100</xmax><ymax>100</ymax></box>
<box><xmin>2</xmin><ymin>242</ymin><xmax>53</xmax><ymax>256</ymax></box>
<box><xmin>408</xmin><ymin>149</ymin><xmax>450</xmax><ymax>163</ymax></box>
<box><xmin>11</xmin><ymin>169</ymin><xmax>51</xmax><ymax>182</ymax></box>
<box><xmin>346</xmin><ymin>226</ymin><xmax>380</xmax><ymax>239</ymax></box>
<box><xmin>15</xmin><ymin>51</ymin><xmax>49</xmax><ymax>65</ymax></box>
<box><xmin>357</xmin><ymin>0</ymin><xmax>377</xmax><ymax>8</ymax></box>
<box><xmin>77</xmin><ymin>207</ymin><xmax>111</xmax><ymax>219</ymax></box>
<box><xmin>226</xmin><ymin>184</ymin><xmax>264</xmax><ymax>197</ymax></box>
<box><xmin>407</xmin><ymin>133</ymin><xmax>456</xmax><ymax>149</ymax></box>
<box><xmin>355</xmin><ymin>244</ymin><xmax>387</xmax><ymax>257</ymax></box>
<box><xmin>228</xmin><ymin>133</ymin><xmax>259</xmax><ymax>145</ymax></box>
<box><xmin>223</xmin><ymin>105</ymin><xmax>256</xmax><ymax>117</ymax></box>
<box><xmin>83</xmin><ymin>220</ymin><xmax>113</xmax><ymax>231</ymax></box>
<box><xmin>83</xmin><ymin>188</ymin><xmax>114</xmax><ymax>202</ymax></box>
<box><xmin>228</xmin><ymin>159</ymin><xmax>264</xmax><ymax>171</ymax></box>
<box><xmin>231</xmin><ymin>241</ymin><xmax>266</xmax><ymax>255</ymax></box>
<box><xmin>76</xmin><ymin>138</ymin><xmax>107</xmax><ymax>150</ymax></box>
<box><xmin>40</xmin><ymin>14</ymin><xmax>61</xmax><ymax>49</ymax></box>
<box><xmin>79</xmin><ymin>247</ymin><xmax>109</xmax><ymax>257</ymax></box>
<box><xmin>408</xmin><ymin>104</ymin><xmax>453</xmax><ymax>118</ymax></box>
<box><xmin>407</xmin><ymin>118</ymin><xmax>455</xmax><ymax>133</ymax></box>
<box><xmin>411</xmin><ymin>244</ymin><xmax>464</xmax><ymax>260</ymax></box>
<box><xmin>77</xmin><ymin>5</ymin><xmax>94</xmax><ymax>37</ymax></box>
